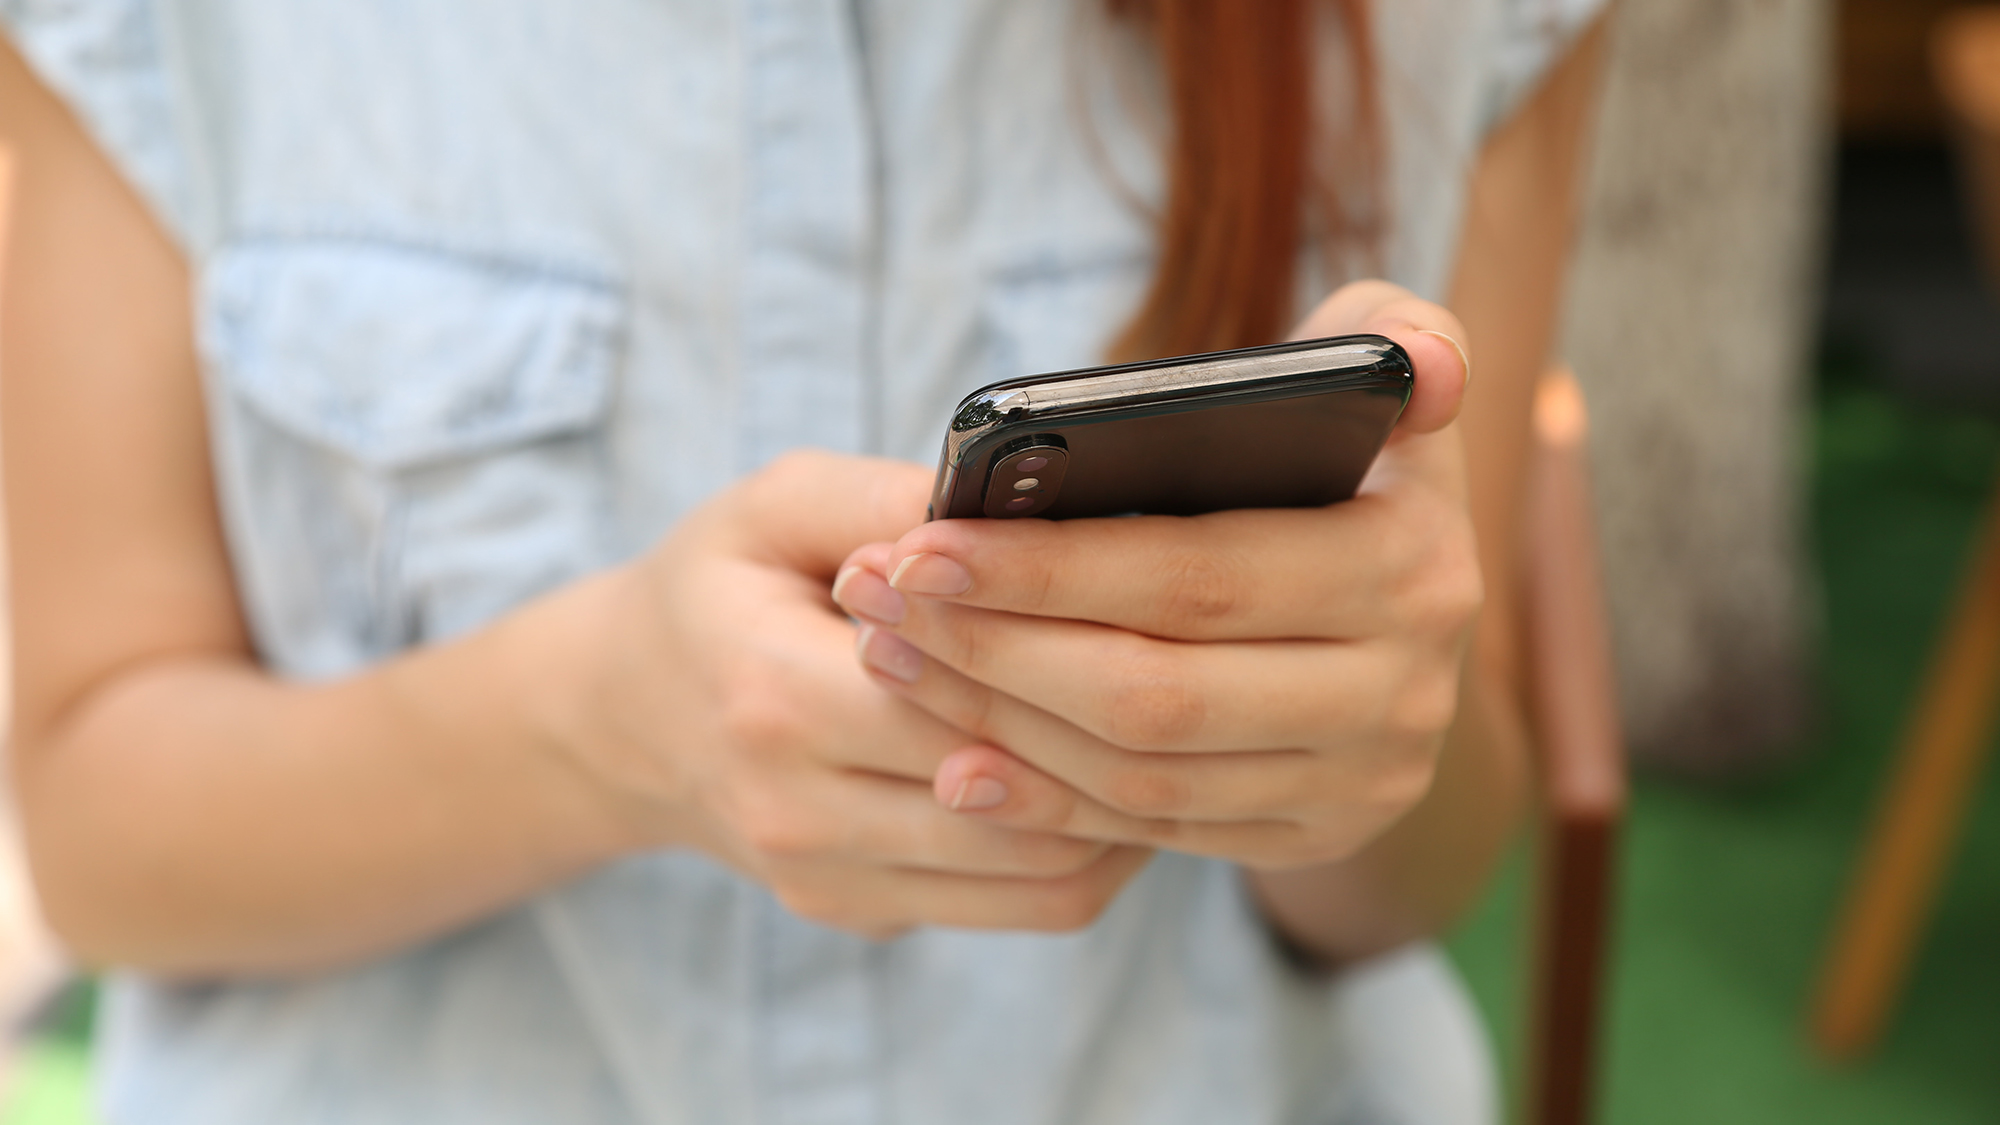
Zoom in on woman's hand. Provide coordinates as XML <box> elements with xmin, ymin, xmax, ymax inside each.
<box><xmin>7</xmin><ymin>26</ymin><xmax>1140</xmax><ymax>969</ymax></box>
<box><xmin>556</xmin><ymin>452</ymin><xmax>1152</xmax><ymax>937</ymax></box>
<box><xmin>828</xmin><ymin>282</ymin><xmax>1479</xmax><ymax>871</ymax></box>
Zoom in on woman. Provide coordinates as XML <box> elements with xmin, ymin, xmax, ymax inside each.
<box><xmin>0</xmin><ymin>1</ymin><xmax>1606</xmax><ymax>1121</ymax></box>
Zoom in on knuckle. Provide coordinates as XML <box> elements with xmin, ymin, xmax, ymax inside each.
<box><xmin>933</xmin><ymin>603</ymin><xmax>988</xmax><ymax>674</ymax></box>
<box><xmin>1014</xmin><ymin>547</ymin><xmax>1060</xmax><ymax>615</ymax></box>
<box><xmin>1393</xmin><ymin>510</ymin><xmax>1484</xmax><ymax>634</ymax></box>
<box><xmin>716</xmin><ymin>665</ymin><xmax>811</xmax><ymax>759</ymax></box>
<box><xmin>1098</xmin><ymin>649</ymin><xmax>1207</xmax><ymax>750</ymax></box>
<box><xmin>1401</xmin><ymin>761</ymin><xmax>1442</xmax><ymax>812</ymax></box>
<box><xmin>1427</xmin><ymin>524</ymin><xmax>1486</xmax><ymax>628</ymax></box>
<box><xmin>1373</xmin><ymin>504</ymin><xmax>1430</xmax><ymax>582</ymax></box>
<box><xmin>1387</xmin><ymin>664</ymin><xmax>1463</xmax><ymax>740</ymax></box>
<box><xmin>1029</xmin><ymin>879</ymin><xmax>1116</xmax><ymax>933</ymax></box>
<box><xmin>1393</xmin><ymin>751</ymin><xmax>1443</xmax><ymax>802</ymax></box>
<box><xmin>1014</xmin><ymin>835</ymin><xmax>1107</xmax><ymax>878</ymax></box>
<box><xmin>953</xmin><ymin>680</ymin><xmax>1004</xmax><ymax>745</ymax></box>
<box><xmin>1362</xmin><ymin>754</ymin><xmax>1442</xmax><ymax>821</ymax></box>
<box><xmin>1099</xmin><ymin>765</ymin><xmax>1193</xmax><ymax>818</ymax></box>
<box><xmin>1154</xmin><ymin>549</ymin><xmax>1240</xmax><ymax>629</ymax></box>
<box><xmin>733</xmin><ymin>791</ymin><xmax>825</xmax><ymax>859</ymax></box>
<box><xmin>1016</xmin><ymin>785</ymin><xmax>1089</xmax><ymax>837</ymax></box>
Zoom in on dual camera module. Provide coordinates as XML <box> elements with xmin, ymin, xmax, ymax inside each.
<box><xmin>981</xmin><ymin>438</ymin><xmax>1069</xmax><ymax>519</ymax></box>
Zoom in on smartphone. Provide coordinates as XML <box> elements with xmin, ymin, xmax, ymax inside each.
<box><xmin>926</xmin><ymin>334</ymin><xmax>1412</xmax><ymax>521</ymax></box>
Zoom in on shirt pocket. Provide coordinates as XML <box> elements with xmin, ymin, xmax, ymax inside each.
<box><xmin>200</xmin><ymin>237</ymin><xmax>625</xmax><ymax>679</ymax></box>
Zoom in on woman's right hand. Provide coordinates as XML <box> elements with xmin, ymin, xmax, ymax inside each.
<box><xmin>552</xmin><ymin>451</ymin><xmax>1153</xmax><ymax>938</ymax></box>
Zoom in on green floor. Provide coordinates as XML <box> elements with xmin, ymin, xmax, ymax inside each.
<box><xmin>1453</xmin><ymin>379</ymin><xmax>2000</xmax><ymax>1121</ymax></box>
<box><xmin>9</xmin><ymin>380</ymin><xmax>2000</xmax><ymax>1123</ymax></box>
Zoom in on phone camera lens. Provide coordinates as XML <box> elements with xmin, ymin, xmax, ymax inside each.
<box><xmin>984</xmin><ymin>441</ymin><xmax>1065</xmax><ymax>518</ymax></box>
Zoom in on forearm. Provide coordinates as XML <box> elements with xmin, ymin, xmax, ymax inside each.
<box><xmin>16</xmin><ymin>570</ymin><xmax>653</xmax><ymax>978</ymax></box>
<box><xmin>2</xmin><ymin>42</ymin><xmax>664</xmax><ymax>978</ymax></box>
<box><xmin>1246</xmin><ymin>665</ymin><xmax>1529</xmax><ymax>964</ymax></box>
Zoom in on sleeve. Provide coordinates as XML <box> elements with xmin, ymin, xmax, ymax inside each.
<box><xmin>1478</xmin><ymin>0</ymin><xmax>1610</xmax><ymax>133</ymax></box>
<box><xmin>1</xmin><ymin>0</ymin><xmax>202</xmax><ymax>249</ymax></box>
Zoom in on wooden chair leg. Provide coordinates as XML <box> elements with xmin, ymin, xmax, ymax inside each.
<box><xmin>1810</xmin><ymin>476</ymin><xmax>2000</xmax><ymax>1060</ymax></box>
<box><xmin>1523</xmin><ymin>371</ymin><xmax>1627</xmax><ymax>1125</ymax></box>
<box><xmin>1932</xmin><ymin>8</ymin><xmax>2000</xmax><ymax>294</ymax></box>
<box><xmin>1810</xmin><ymin>20</ymin><xmax>2000</xmax><ymax>1057</ymax></box>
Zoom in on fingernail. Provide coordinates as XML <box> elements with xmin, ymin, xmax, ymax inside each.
<box><xmin>832</xmin><ymin>566</ymin><xmax>907</xmax><ymax>625</ymax></box>
<box><xmin>1416</xmin><ymin>329</ymin><xmax>1472</xmax><ymax>388</ymax></box>
<box><xmin>948</xmin><ymin>775</ymin><xmax>1010</xmax><ymax>811</ymax></box>
<box><xmin>856</xmin><ymin>624</ymin><xmax>923</xmax><ymax>684</ymax></box>
<box><xmin>890</xmin><ymin>553</ymin><xmax>972</xmax><ymax>597</ymax></box>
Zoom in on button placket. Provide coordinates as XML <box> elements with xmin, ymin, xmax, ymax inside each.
<box><xmin>737</xmin><ymin>0</ymin><xmax>878</xmax><ymax>472</ymax></box>
<box><xmin>741</xmin><ymin>1</ymin><xmax>888</xmax><ymax>1120</ymax></box>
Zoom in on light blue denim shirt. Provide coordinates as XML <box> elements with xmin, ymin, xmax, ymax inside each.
<box><xmin>3</xmin><ymin>1</ymin><xmax>1602</xmax><ymax>1121</ymax></box>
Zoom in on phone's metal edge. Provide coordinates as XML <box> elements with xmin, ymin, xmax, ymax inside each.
<box><xmin>941</xmin><ymin>337</ymin><xmax>1406</xmax><ymax>471</ymax></box>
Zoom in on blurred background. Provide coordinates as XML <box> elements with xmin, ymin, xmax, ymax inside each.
<box><xmin>2</xmin><ymin>0</ymin><xmax>2000</xmax><ymax>1121</ymax></box>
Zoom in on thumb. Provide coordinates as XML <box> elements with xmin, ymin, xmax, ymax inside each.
<box><xmin>1289</xmin><ymin>281</ymin><xmax>1471</xmax><ymax>435</ymax></box>
<box><xmin>720</xmin><ymin>450</ymin><xmax>933</xmax><ymax>578</ymax></box>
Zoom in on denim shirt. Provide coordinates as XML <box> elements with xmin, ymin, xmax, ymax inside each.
<box><xmin>3</xmin><ymin>1</ymin><xmax>1602</xmax><ymax>1121</ymax></box>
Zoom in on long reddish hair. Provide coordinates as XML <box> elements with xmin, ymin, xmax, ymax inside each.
<box><xmin>1104</xmin><ymin>0</ymin><xmax>1381</xmax><ymax>362</ymax></box>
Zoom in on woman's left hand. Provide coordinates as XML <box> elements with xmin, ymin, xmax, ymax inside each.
<box><xmin>830</xmin><ymin>282</ymin><xmax>1483</xmax><ymax>870</ymax></box>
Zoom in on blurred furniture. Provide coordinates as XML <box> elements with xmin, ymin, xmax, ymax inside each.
<box><xmin>1521</xmin><ymin>370</ymin><xmax>1629</xmax><ymax>1125</ymax></box>
<box><xmin>1840</xmin><ymin>0</ymin><xmax>1969</xmax><ymax>138</ymax></box>
<box><xmin>1559</xmin><ymin>0</ymin><xmax>1819</xmax><ymax>774</ymax></box>
<box><xmin>1939</xmin><ymin>7</ymin><xmax>2000</xmax><ymax>291</ymax></box>
<box><xmin>1810</xmin><ymin>6</ymin><xmax>2000</xmax><ymax>1061</ymax></box>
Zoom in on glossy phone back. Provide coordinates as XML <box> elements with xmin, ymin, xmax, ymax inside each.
<box><xmin>928</xmin><ymin>334</ymin><xmax>1413</xmax><ymax>521</ymax></box>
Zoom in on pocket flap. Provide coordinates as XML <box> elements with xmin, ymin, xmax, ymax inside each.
<box><xmin>203</xmin><ymin>238</ymin><xmax>623</xmax><ymax>470</ymax></box>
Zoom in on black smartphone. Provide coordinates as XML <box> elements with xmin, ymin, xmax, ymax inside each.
<box><xmin>926</xmin><ymin>334</ymin><xmax>1412</xmax><ymax>521</ymax></box>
